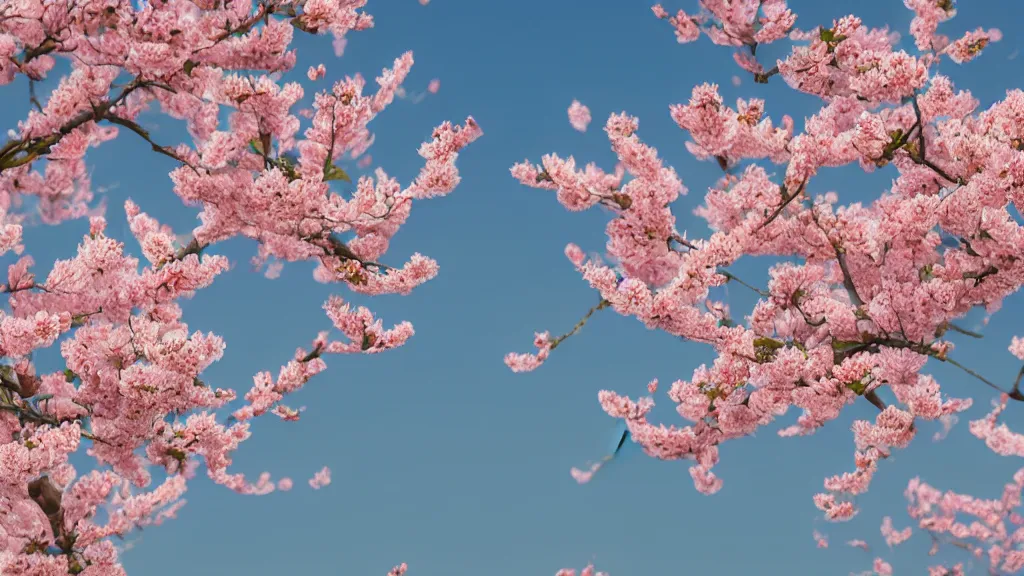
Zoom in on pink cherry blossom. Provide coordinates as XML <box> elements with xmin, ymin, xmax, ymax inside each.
<box><xmin>880</xmin><ymin>516</ymin><xmax>912</xmax><ymax>547</ymax></box>
<box><xmin>943</xmin><ymin>28</ymin><xmax>1002</xmax><ymax>64</ymax></box>
<box><xmin>334</xmin><ymin>37</ymin><xmax>348</xmax><ymax>57</ymax></box>
<box><xmin>308</xmin><ymin>64</ymin><xmax>327</xmax><ymax>81</ymax></box>
<box><xmin>1010</xmin><ymin>336</ymin><xmax>1024</xmax><ymax>361</ymax></box>
<box><xmin>0</xmin><ymin>1</ymin><xmax>477</xmax><ymax>573</ymax></box>
<box><xmin>829</xmin><ymin>398</ymin><xmax>1024</xmax><ymax>574</ymax></box>
<box><xmin>508</xmin><ymin>0</ymin><xmax>1024</xmax><ymax>533</ymax></box>
<box><xmin>568</xmin><ymin>100</ymin><xmax>592</xmax><ymax>132</ymax></box>
<box><xmin>653</xmin><ymin>1</ymin><xmax>794</xmax><ymax>73</ymax></box>
<box><xmin>309</xmin><ymin>466</ymin><xmax>332</xmax><ymax>490</ymax></box>
<box><xmin>848</xmin><ymin>539</ymin><xmax>870</xmax><ymax>551</ymax></box>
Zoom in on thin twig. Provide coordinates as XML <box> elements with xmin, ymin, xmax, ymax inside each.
<box><xmin>756</xmin><ymin>181</ymin><xmax>806</xmax><ymax>232</ymax></box>
<box><xmin>550</xmin><ymin>298</ymin><xmax>611</xmax><ymax>350</ymax></box>
<box><xmin>719</xmin><ymin>270</ymin><xmax>768</xmax><ymax>296</ymax></box>
<box><xmin>835</xmin><ymin>250</ymin><xmax>865</xmax><ymax>307</ymax></box>
<box><xmin>864</xmin><ymin>390</ymin><xmax>887</xmax><ymax>412</ymax></box>
<box><xmin>28</xmin><ymin>79</ymin><xmax>43</xmax><ymax>112</ymax></box>
<box><xmin>945</xmin><ymin>322</ymin><xmax>983</xmax><ymax>339</ymax></box>
<box><xmin>101</xmin><ymin>114</ymin><xmax>200</xmax><ymax>172</ymax></box>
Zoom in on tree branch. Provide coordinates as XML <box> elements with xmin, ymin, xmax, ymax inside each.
<box><xmin>550</xmin><ymin>298</ymin><xmax>611</xmax><ymax>350</ymax></box>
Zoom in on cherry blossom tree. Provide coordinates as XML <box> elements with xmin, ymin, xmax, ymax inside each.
<box><xmin>508</xmin><ymin>0</ymin><xmax>1024</xmax><ymax>535</ymax></box>
<box><xmin>820</xmin><ymin>394</ymin><xmax>1023</xmax><ymax>575</ymax></box>
<box><xmin>0</xmin><ymin>0</ymin><xmax>479</xmax><ymax>573</ymax></box>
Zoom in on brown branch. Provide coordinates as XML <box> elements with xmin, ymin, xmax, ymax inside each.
<box><xmin>753</xmin><ymin>65</ymin><xmax>779</xmax><ymax>84</ymax></box>
<box><xmin>943</xmin><ymin>322</ymin><xmax>983</xmax><ymax>339</ymax></box>
<box><xmin>27</xmin><ymin>79</ymin><xmax>43</xmax><ymax>112</ymax></box>
<box><xmin>834</xmin><ymin>250</ymin><xmax>865</xmax><ymax>307</ymax></box>
<box><xmin>101</xmin><ymin>114</ymin><xmax>199</xmax><ymax>172</ymax></box>
<box><xmin>669</xmin><ymin>233</ymin><xmax>697</xmax><ymax>251</ymax></box>
<box><xmin>908</xmin><ymin>94</ymin><xmax>965</xmax><ymax>186</ymax></box>
<box><xmin>324</xmin><ymin>235</ymin><xmax>390</xmax><ymax>271</ymax></box>
<box><xmin>550</xmin><ymin>298</ymin><xmax>611</xmax><ymax>350</ymax></box>
<box><xmin>0</xmin><ymin>402</ymin><xmax>108</xmax><ymax>443</ymax></box>
<box><xmin>794</xmin><ymin>302</ymin><xmax>827</xmax><ymax>327</ymax></box>
<box><xmin>158</xmin><ymin>237</ymin><xmax>207</xmax><ymax>270</ymax></box>
<box><xmin>864</xmin><ymin>389</ymin><xmax>887</xmax><ymax>412</ymax></box>
<box><xmin>19</xmin><ymin>37</ymin><xmax>58</xmax><ymax>66</ymax></box>
<box><xmin>943</xmin><ymin>355</ymin><xmax>1010</xmax><ymax>395</ymax></box>
<box><xmin>1011</xmin><ymin>365</ymin><xmax>1024</xmax><ymax>401</ymax></box>
<box><xmin>871</xmin><ymin>338</ymin><xmax>1021</xmax><ymax>399</ymax></box>
<box><xmin>0</xmin><ymin>79</ymin><xmax>151</xmax><ymax>172</ymax></box>
<box><xmin>911</xmin><ymin>94</ymin><xmax>926</xmax><ymax>161</ymax></box>
<box><xmin>756</xmin><ymin>180</ymin><xmax>806</xmax><ymax>232</ymax></box>
<box><xmin>719</xmin><ymin>270</ymin><xmax>768</xmax><ymax>296</ymax></box>
<box><xmin>919</xmin><ymin>157</ymin><xmax>964</xmax><ymax>186</ymax></box>
<box><xmin>806</xmin><ymin>207</ymin><xmax>866</xmax><ymax>309</ymax></box>
<box><xmin>205</xmin><ymin>4</ymin><xmax>272</xmax><ymax>46</ymax></box>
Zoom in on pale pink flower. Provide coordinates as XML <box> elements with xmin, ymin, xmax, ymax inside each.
<box><xmin>568</xmin><ymin>100</ymin><xmax>592</xmax><ymax>132</ymax></box>
<box><xmin>308</xmin><ymin>64</ymin><xmax>327</xmax><ymax>81</ymax></box>
<box><xmin>309</xmin><ymin>467</ymin><xmax>332</xmax><ymax>490</ymax></box>
<box><xmin>848</xmin><ymin>539</ymin><xmax>871</xmax><ymax>551</ymax></box>
<box><xmin>0</xmin><ymin>0</ymin><xmax>480</xmax><ymax>572</ymax></box>
<box><xmin>880</xmin><ymin>516</ymin><xmax>912</xmax><ymax>547</ymax></box>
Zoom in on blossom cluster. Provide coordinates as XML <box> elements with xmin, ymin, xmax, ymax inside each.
<box><xmin>0</xmin><ymin>0</ymin><xmax>478</xmax><ymax>573</ymax></box>
<box><xmin>508</xmin><ymin>3</ymin><xmax>1024</xmax><ymax>563</ymax></box>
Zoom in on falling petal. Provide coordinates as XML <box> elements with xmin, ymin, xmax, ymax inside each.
<box><xmin>847</xmin><ymin>539</ymin><xmax>870</xmax><ymax>551</ymax></box>
<box><xmin>933</xmin><ymin>414</ymin><xmax>958</xmax><ymax>442</ymax></box>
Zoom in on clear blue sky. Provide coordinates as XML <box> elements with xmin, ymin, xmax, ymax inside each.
<box><xmin>4</xmin><ymin>1</ymin><xmax>1024</xmax><ymax>574</ymax></box>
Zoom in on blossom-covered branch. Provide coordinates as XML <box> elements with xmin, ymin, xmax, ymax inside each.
<box><xmin>508</xmin><ymin>0</ymin><xmax>1022</xmax><ymax>527</ymax></box>
<box><xmin>0</xmin><ymin>0</ymin><xmax>479</xmax><ymax>574</ymax></box>
<box><xmin>818</xmin><ymin>394</ymin><xmax>1023</xmax><ymax>575</ymax></box>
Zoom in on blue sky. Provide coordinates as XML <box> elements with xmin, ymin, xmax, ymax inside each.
<box><xmin>4</xmin><ymin>0</ymin><xmax>1024</xmax><ymax>574</ymax></box>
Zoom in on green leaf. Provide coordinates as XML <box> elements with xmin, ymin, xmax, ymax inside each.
<box><xmin>831</xmin><ymin>340</ymin><xmax>861</xmax><ymax>351</ymax></box>
<box><xmin>324</xmin><ymin>163</ymin><xmax>351</xmax><ymax>183</ymax></box>
<box><xmin>819</xmin><ymin>28</ymin><xmax>835</xmax><ymax>42</ymax></box>
<box><xmin>753</xmin><ymin>336</ymin><xmax>784</xmax><ymax>351</ymax></box>
<box><xmin>183</xmin><ymin>60</ymin><xmax>197</xmax><ymax>77</ymax></box>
